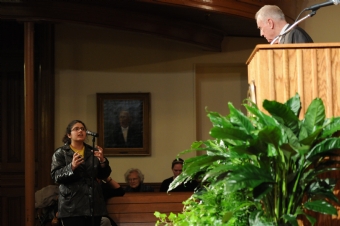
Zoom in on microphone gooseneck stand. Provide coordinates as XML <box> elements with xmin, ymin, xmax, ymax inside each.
<box><xmin>90</xmin><ymin>134</ymin><xmax>96</xmax><ymax>226</ymax></box>
<box><xmin>270</xmin><ymin>10</ymin><xmax>316</xmax><ymax>45</ymax></box>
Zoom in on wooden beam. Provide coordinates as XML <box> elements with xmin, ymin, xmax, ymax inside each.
<box><xmin>24</xmin><ymin>21</ymin><xmax>35</xmax><ymax>226</ymax></box>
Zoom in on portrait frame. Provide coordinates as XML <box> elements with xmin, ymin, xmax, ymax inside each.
<box><xmin>97</xmin><ymin>93</ymin><xmax>151</xmax><ymax>156</ymax></box>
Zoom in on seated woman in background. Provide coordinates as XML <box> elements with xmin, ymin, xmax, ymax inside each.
<box><xmin>160</xmin><ymin>158</ymin><xmax>198</xmax><ymax>192</ymax></box>
<box><xmin>124</xmin><ymin>168</ymin><xmax>154</xmax><ymax>192</ymax></box>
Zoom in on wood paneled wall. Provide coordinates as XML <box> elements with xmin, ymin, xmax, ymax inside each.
<box><xmin>0</xmin><ymin>21</ymin><xmax>55</xmax><ymax>226</ymax></box>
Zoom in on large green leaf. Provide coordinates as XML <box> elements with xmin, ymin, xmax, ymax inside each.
<box><xmin>228</xmin><ymin>102</ymin><xmax>255</xmax><ymax>135</ymax></box>
<box><xmin>190</xmin><ymin>140</ymin><xmax>205</xmax><ymax>149</ymax></box>
<box><xmin>300</xmin><ymin>98</ymin><xmax>325</xmax><ymax>137</ymax></box>
<box><xmin>201</xmin><ymin>140</ymin><xmax>230</xmax><ymax>157</ymax></box>
<box><xmin>299</xmin><ymin>126</ymin><xmax>323</xmax><ymax>146</ymax></box>
<box><xmin>306</xmin><ymin>138</ymin><xmax>340</xmax><ymax>160</ymax></box>
<box><xmin>307</xmin><ymin>179</ymin><xmax>339</xmax><ymax>204</ymax></box>
<box><xmin>202</xmin><ymin>163</ymin><xmax>234</xmax><ymax>182</ymax></box>
<box><xmin>228</xmin><ymin>137</ymin><xmax>270</xmax><ymax>157</ymax></box>
<box><xmin>284</xmin><ymin>93</ymin><xmax>301</xmax><ymax>117</ymax></box>
<box><xmin>257</xmin><ymin>126</ymin><xmax>282</xmax><ymax>149</ymax></box>
<box><xmin>263</xmin><ymin>99</ymin><xmax>300</xmax><ymax>135</ymax></box>
<box><xmin>321</xmin><ymin>117</ymin><xmax>340</xmax><ymax>138</ymax></box>
<box><xmin>307</xmin><ymin>168</ymin><xmax>340</xmax><ymax>181</ymax></box>
<box><xmin>246</xmin><ymin>137</ymin><xmax>271</xmax><ymax>156</ymax></box>
<box><xmin>182</xmin><ymin>140</ymin><xmax>230</xmax><ymax>158</ymax></box>
<box><xmin>168</xmin><ymin>173</ymin><xmax>194</xmax><ymax>192</ymax></box>
<box><xmin>185</xmin><ymin>155</ymin><xmax>225</xmax><ymax>172</ymax></box>
<box><xmin>222</xmin><ymin>137</ymin><xmax>245</xmax><ymax>147</ymax></box>
<box><xmin>303</xmin><ymin>200</ymin><xmax>338</xmax><ymax>215</ymax></box>
<box><xmin>210</xmin><ymin>126</ymin><xmax>252</xmax><ymax>141</ymax></box>
<box><xmin>177</xmin><ymin>141</ymin><xmax>209</xmax><ymax>156</ymax></box>
<box><xmin>279</xmin><ymin>123</ymin><xmax>297</xmax><ymax>144</ymax></box>
<box><xmin>244</xmin><ymin>101</ymin><xmax>278</xmax><ymax>129</ymax></box>
<box><xmin>207</xmin><ymin>111</ymin><xmax>232</xmax><ymax>128</ymax></box>
<box><xmin>169</xmin><ymin>155</ymin><xmax>224</xmax><ymax>189</ymax></box>
<box><xmin>226</xmin><ymin>164</ymin><xmax>275</xmax><ymax>191</ymax></box>
<box><xmin>300</xmin><ymin>168</ymin><xmax>318</xmax><ymax>183</ymax></box>
<box><xmin>228</xmin><ymin>144</ymin><xmax>252</xmax><ymax>157</ymax></box>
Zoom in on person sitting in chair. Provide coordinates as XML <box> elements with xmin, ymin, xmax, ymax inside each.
<box><xmin>124</xmin><ymin>168</ymin><xmax>154</xmax><ymax>192</ymax></box>
<box><xmin>160</xmin><ymin>158</ymin><xmax>198</xmax><ymax>192</ymax></box>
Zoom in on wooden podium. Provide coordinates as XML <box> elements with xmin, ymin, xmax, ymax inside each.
<box><xmin>246</xmin><ymin>43</ymin><xmax>340</xmax><ymax>225</ymax></box>
<box><xmin>246</xmin><ymin>43</ymin><xmax>340</xmax><ymax>119</ymax></box>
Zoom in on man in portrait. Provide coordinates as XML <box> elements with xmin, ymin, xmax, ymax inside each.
<box><xmin>111</xmin><ymin>110</ymin><xmax>143</xmax><ymax>148</ymax></box>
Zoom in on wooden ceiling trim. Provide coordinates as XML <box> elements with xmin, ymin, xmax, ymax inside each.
<box><xmin>0</xmin><ymin>2</ymin><xmax>224</xmax><ymax>51</ymax></box>
<box><xmin>137</xmin><ymin>0</ymin><xmax>261</xmax><ymax>19</ymax></box>
<box><xmin>0</xmin><ymin>0</ymin><xmax>292</xmax><ymax>50</ymax></box>
<box><xmin>136</xmin><ymin>0</ymin><xmax>298</xmax><ymax>22</ymax></box>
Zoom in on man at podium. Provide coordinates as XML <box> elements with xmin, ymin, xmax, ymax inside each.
<box><xmin>255</xmin><ymin>5</ymin><xmax>313</xmax><ymax>44</ymax></box>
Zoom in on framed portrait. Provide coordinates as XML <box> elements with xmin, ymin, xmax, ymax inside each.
<box><xmin>97</xmin><ymin>93</ymin><xmax>151</xmax><ymax>156</ymax></box>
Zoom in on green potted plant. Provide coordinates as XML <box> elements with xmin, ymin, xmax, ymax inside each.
<box><xmin>155</xmin><ymin>93</ymin><xmax>340</xmax><ymax>225</ymax></box>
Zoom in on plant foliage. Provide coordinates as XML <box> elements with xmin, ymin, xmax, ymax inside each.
<box><xmin>155</xmin><ymin>93</ymin><xmax>340</xmax><ymax>226</ymax></box>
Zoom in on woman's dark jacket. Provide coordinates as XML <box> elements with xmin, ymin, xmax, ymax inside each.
<box><xmin>51</xmin><ymin>143</ymin><xmax>111</xmax><ymax>218</ymax></box>
<box><xmin>101</xmin><ymin>183</ymin><xmax>125</xmax><ymax>201</ymax></box>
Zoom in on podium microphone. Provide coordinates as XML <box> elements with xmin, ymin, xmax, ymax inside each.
<box><xmin>86</xmin><ymin>130</ymin><xmax>99</xmax><ymax>137</ymax></box>
<box><xmin>305</xmin><ymin>0</ymin><xmax>339</xmax><ymax>11</ymax></box>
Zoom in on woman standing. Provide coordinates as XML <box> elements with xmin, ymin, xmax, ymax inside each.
<box><xmin>51</xmin><ymin>120</ymin><xmax>111</xmax><ymax>226</ymax></box>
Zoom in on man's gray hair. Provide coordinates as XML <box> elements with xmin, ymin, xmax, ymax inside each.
<box><xmin>255</xmin><ymin>5</ymin><xmax>285</xmax><ymax>22</ymax></box>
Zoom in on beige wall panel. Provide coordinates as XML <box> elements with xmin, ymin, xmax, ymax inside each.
<box><xmin>301</xmin><ymin>0</ymin><xmax>340</xmax><ymax>43</ymax></box>
<box><xmin>195</xmin><ymin>64</ymin><xmax>248</xmax><ymax>143</ymax></box>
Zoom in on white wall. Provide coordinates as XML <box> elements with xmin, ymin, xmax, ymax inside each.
<box><xmin>196</xmin><ymin>64</ymin><xmax>249</xmax><ymax>144</ymax></box>
<box><xmin>298</xmin><ymin>0</ymin><xmax>340</xmax><ymax>43</ymax></box>
<box><xmin>54</xmin><ymin>23</ymin><xmax>266</xmax><ymax>183</ymax></box>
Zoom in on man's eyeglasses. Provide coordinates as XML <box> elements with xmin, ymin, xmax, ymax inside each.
<box><xmin>71</xmin><ymin>127</ymin><xmax>85</xmax><ymax>132</ymax></box>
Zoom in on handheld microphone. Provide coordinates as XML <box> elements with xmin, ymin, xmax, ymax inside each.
<box><xmin>86</xmin><ymin>130</ymin><xmax>99</xmax><ymax>137</ymax></box>
<box><xmin>305</xmin><ymin>0</ymin><xmax>339</xmax><ymax>11</ymax></box>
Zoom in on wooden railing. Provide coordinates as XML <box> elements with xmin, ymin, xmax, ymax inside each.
<box><xmin>106</xmin><ymin>192</ymin><xmax>192</xmax><ymax>226</ymax></box>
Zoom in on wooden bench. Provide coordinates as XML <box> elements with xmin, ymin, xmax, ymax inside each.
<box><xmin>106</xmin><ymin>192</ymin><xmax>192</xmax><ymax>226</ymax></box>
